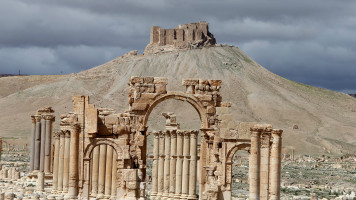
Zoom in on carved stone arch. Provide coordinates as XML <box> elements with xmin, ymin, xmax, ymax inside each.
<box><xmin>226</xmin><ymin>143</ymin><xmax>251</xmax><ymax>163</ymax></box>
<box><xmin>142</xmin><ymin>92</ymin><xmax>210</xmax><ymax>129</ymax></box>
<box><xmin>83</xmin><ymin>138</ymin><xmax>123</xmax><ymax>159</ymax></box>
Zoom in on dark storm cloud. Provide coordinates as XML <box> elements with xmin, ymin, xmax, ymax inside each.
<box><xmin>0</xmin><ymin>0</ymin><xmax>355</xmax><ymax>92</ymax></box>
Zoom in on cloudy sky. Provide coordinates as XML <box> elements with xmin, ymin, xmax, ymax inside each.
<box><xmin>1</xmin><ymin>0</ymin><xmax>356</xmax><ymax>93</ymax></box>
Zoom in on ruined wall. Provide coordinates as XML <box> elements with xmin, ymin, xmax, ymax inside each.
<box><xmin>145</xmin><ymin>22</ymin><xmax>216</xmax><ymax>54</ymax></box>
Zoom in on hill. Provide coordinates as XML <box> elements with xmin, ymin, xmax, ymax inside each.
<box><xmin>0</xmin><ymin>46</ymin><xmax>355</xmax><ymax>155</ymax></box>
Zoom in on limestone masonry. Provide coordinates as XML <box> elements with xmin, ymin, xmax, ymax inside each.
<box><xmin>144</xmin><ymin>22</ymin><xmax>216</xmax><ymax>54</ymax></box>
<box><xmin>24</xmin><ymin>76</ymin><xmax>283</xmax><ymax>200</ymax></box>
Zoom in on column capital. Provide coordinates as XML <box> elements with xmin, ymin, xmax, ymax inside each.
<box><xmin>54</xmin><ymin>131</ymin><xmax>61</xmax><ymax>138</ymax></box>
<box><xmin>158</xmin><ymin>131</ymin><xmax>165</xmax><ymax>138</ymax></box>
<box><xmin>60</xmin><ymin>130</ymin><xmax>69</xmax><ymax>137</ymax></box>
<box><xmin>71</xmin><ymin>123</ymin><xmax>81</xmax><ymax>133</ymax></box>
<box><xmin>177</xmin><ymin>130</ymin><xmax>184</xmax><ymax>137</ymax></box>
<box><xmin>183</xmin><ymin>130</ymin><xmax>191</xmax><ymax>138</ymax></box>
<box><xmin>43</xmin><ymin>114</ymin><xmax>55</xmax><ymax>121</ymax></box>
<box><xmin>153</xmin><ymin>131</ymin><xmax>160</xmax><ymax>138</ymax></box>
<box><xmin>272</xmin><ymin>129</ymin><xmax>283</xmax><ymax>137</ymax></box>
<box><xmin>190</xmin><ymin>130</ymin><xmax>199</xmax><ymax>138</ymax></box>
<box><xmin>31</xmin><ymin>115</ymin><xmax>36</xmax><ymax>123</ymax></box>
<box><xmin>34</xmin><ymin>115</ymin><xmax>42</xmax><ymax>122</ymax></box>
<box><xmin>64</xmin><ymin>131</ymin><xmax>71</xmax><ymax>138</ymax></box>
<box><xmin>170</xmin><ymin>130</ymin><xmax>177</xmax><ymax>138</ymax></box>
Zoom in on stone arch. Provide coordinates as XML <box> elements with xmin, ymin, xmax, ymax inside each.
<box><xmin>226</xmin><ymin>143</ymin><xmax>251</xmax><ymax>163</ymax></box>
<box><xmin>83</xmin><ymin>138</ymin><xmax>123</xmax><ymax>160</ymax></box>
<box><xmin>142</xmin><ymin>93</ymin><xmax>210</xmax><ymax>129</ymax></box>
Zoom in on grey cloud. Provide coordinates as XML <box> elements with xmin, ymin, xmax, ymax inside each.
<box><xmin>0</xmin><ymin>0</ymin><xmax>355</xmax><ymax>93</ymax></box>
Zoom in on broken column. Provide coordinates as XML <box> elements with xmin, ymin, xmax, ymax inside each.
<box><xmin>269</xmin><ymin>129</ymin><xmax>283</xmax><ymax>200</ymax></box>
<box><xmin>249</xmin><ymin>125</ymin><xmax>261</xmax><ymax>200</ymax></box>
<box><xmin>30</xmin><ymin>116</ymin><xmax>36</xmax><ymax>171</ymax></box>
<box><xmin>66</xmin><ymin>124</ymin><xmax>80</xmax><ymax>198</ymax></box>
<box><xmin>150</xmin><ymin>131</ymin><xmax>160</xmax><ymax>198</ymax></box>
<box><xmin>260</xmin><ymin>125</ymin><xmax>272</xmax><ymax>200</ymax></box>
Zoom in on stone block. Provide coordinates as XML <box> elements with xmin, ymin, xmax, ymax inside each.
<box><xmin>105</xmin><ymin>115</ymin><xmax>119</xmax><ymax>125</ymax></box>
<box><xmin>131</xmin><ymin>103</ymin><xmax>149</xmax><ymax>111</ymax></box>
<box><xmin>85</xmin><ymin>107</ymin><xmax>98</xmax><ymax>134</ymax></box>
<box><xmin>155</xmin><ymin>84</ymin><xmax>167</xmax><ymax>94</ymax></box>
<box><xmin>130</xmin><ymin>76</ymin><xmax>144</xmax><ymax>84</ymax></box>
<box><xmin>195</xmin><ymin>94</ymin><xmax>212</xmax><ymax>101</ymax></box>
<box><xmin>154</xmin><ymin>77</ymin><xmax>168</xmax><ymax>84</ymax></box>
<box><xmin>182</xmin><ymin>79</ymin><xmax>199</xmax><ymax>86</ymax></box>
<box><xmin>220</xmin><ymin>102</ymin><xmax>232</xmax><ymax>107</ymax></box>
<box><xmin>209</xmin><ymin>80</ymin><xmax>222</xmax><ymax>86</ymax></box>
<box><xmin>207</xmin><ymin>106</ymin><xmax>216</xmax><ymax>114</ymax></box>
<box><xmin>143</xmin><ymin>77</ymin><xmax>154</xmax><ymax>84</ymax></box>
<box><xmin>199</xmin><ymin>79</ymin><xmax>209</xmax><ymax>85</ymax></box>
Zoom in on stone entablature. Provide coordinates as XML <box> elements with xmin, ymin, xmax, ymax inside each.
<box><xmin>144</xmin><ymin>22</ymin><xmax>216</xmax><ymax>54</ymax></box>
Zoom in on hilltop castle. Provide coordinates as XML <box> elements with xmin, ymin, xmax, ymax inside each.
<box><xmin>144</xmin><ymin>21</ymin><xmax>216</xmax><ymax>54</ymax></box>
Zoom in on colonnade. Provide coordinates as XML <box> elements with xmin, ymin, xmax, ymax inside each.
<box><xmin>90</xmin><ymin>144</ymin><xmax>118</xmax><ymax>199</ymax></box>
<box><xmin>150</xmin><ymin>130</ymin><xmax>198</xmax><ymax>200</ymax></box>
<box><xmin>249</xmin><ymin>125</ymin><xmax>283</xmax><ymax>200</ymax></box>
<box><xmin>29</xmin><ymin>114</ymin><xmax>55</xmax><ymax>173</ymax></box>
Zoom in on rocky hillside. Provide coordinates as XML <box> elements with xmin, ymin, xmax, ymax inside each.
<box><xmin>1</xmin><ymin>46</ymin><xmax>355</xmax><ymax>155</ymax></box>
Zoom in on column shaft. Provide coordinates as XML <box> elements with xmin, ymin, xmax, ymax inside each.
<box><xmin>174</xmin><ymin>131</ymin><xmax>184</xmax><ymax>198</ymax></box>
<box><xmin>97</xmin><ymin>145</ymin><xmax>107</xmax><ymax>198</ymax></box>
<box><xmin>91</xmin><ymin>146</ymin><xmax>100</xmax><ymax>196</ymax></box>
<box><xmin>44</xmin><ymin>117</ymin><xmax>53</xmax><ymax>173</ymax></box>
<box><xmin>30</xmin><ymin>116</ymin><xmax>36</xmax><ymax>171</ymax></box>
<box><xmin>163</xmin><ymin>131</ymin><xmax>171</xmax><ymax>198</ymax></box>
<box><xmin>157</xmin><ymin>131</ymin><xmax>165</xmax><ymax>198</ymax></box>
<box><xmin>52</xmin><ymin>133</ymin><xmax>60</xmax><ymax>192</ymax></box>
<box><xmin>150</xmin><ymin>132</ymin><xmax>160</xmax><ymax>198</ymax></box>
<box><xmin>269</xmin><ymin>130</ymin><xmax>282</xmax><ymax>200</ymax></box>
<box><xmin>104</xmin><ymin>146</ymin><xmax>113</xmax><ymax>197</ymax></box>
<box><xmin>249</xmin><ymin>128</ymin><xmax>261</xmax><ymax>200</ymax></box>
<box><xmin>40</xmin><ymin>117</ymin><xmax>46</xmax><ymax>172</ymax></box>
<box><xmin>63</xmin><ymin>131</ymin><xmax>71</xmax><ymax>193</ymax></box>
<box><xmin>111</xmin><ymin>151</ymin><xmax>117</xmax><ymax>198</ymax></box>
<box><xmin>188</xmin><ymin>131</ymin><xmax>198</xmax><ymax>199</ymax></box>
<box><xmin>67</xmin><ymin>124</ymin><xmax>80</xmax><ymax>198</ymax></box>
<box><xmin>260</xmin><ymin>130</ymin><xmax>271</xmax><ymax>200</ymax></box>
<box><xmin>58</xmin><ymin>132</ymin><xmax>65</xmax><ymax>192</ymax></box>
<box><xmin>34</xmin><ymin>117</ymin><xmax>41</xmax><ymax>170</ymax></box>
<box><xmin>181</xmin><ymin>131</ymin><xmax>190</xmax><ymax>198</ymax></box>
<box><xmin>169</xmin><ymin>131</ymin><xmax>177</xmax><ymax>197</ymax></box>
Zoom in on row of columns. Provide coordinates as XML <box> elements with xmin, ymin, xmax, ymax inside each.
<box><xmin>150</xmin><ymin>130</ymin><xmax>198</xmax><ymax>200</ymax></box>
<box><xmin>90</xmin><ymin>144</ymin><xmax>118</xmax><ymax>199</ymax></box>
<box><xmin>51</xmin><ymin>124</ymin><xmax>80</xmax><ymax>198</ymax></box>
<box><xmin>30</xmin><ymin>114</ymin><xmax>55</xmax><ymax>173</ymax></box>
<box><xmin>249</xmin><ymin>125</ymin><xmax>283</xmax><ymax>200</ymax></box>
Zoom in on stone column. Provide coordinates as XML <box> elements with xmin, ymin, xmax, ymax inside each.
<box><xmin>157</xmin><ymin>131</ymin><xmax>165</xmax><ymax>198</ymax></box>
<box><xmin>91</xmin><ymin>146</ymin><xmax>100</xmax><ymax>196</ymax></box>
<box><xmin>269</xmin><ymin>129</ymin><xmax>283</xmax><ymax>200</ymax></box>
<box><xmin>97</xmin><ymin>145</ymin><xmax>107</xmax><ymax>198</ymax></box>
<box><xmin>30</xmin><ymin>116</ymin><xmax>36</xmax><ymax>171</ymax></box>
<box><xmin>174</xmin><ymin>131</ymin><xmax>184</xmax><ymax>199</ymax></box>
<box><xmin>44</xmin><ymin>115</ymin><xmax>54</xmax><ymax>174</ymax></box>
<box><xmin>169</xmin><ymin>130</ymin><xmax>177</xmax><ymax>198</ymax></box>
<box><xmin>163</xmin><ymin>130</ymin><xmax>171</xmax><ymax>199</ymax></box>
<box><xmin>58</xmin><ymin>131</ymin><xmax>65</xmax><ymax>192</ymax></box>
<box><xmin>181</xmin><ymin>131</ymin><xmax>191</xmax><ymax>198</ymax></box>
<box><xmin>63</xmin><ymin>130</ymin><xmax>71</xmax><ymax>193</ymax></box>
<box><xmin>34</xmin><ymin>116</ymin><xmax>42</xmax><ymax>170</ymax></box>
<box><xmin>66</xmin><ymin>124</ymin><xmax>80</xmax><ymax>198</ymax></box>
<box><xmin>249</xmin><ymin>126</ymin><xmax>261</xmax><ymax>200</ymax></box>
<box><xmin>104</xmin><ymin>146</ymin><xmax>113</xmax><ymax>198</ymax></box>
<box><xmin>40</xmin><ymin>116</ymin><xmax>46</xmax><ymax>172</ymax></box>
<box><xmin>111</xmin><ymin>151</ymin><xmax>118</xmax><ymax>198</ymax></box>
<box><xmin>150</xmin><ymin>131</ymin><xmax>160</xmax><ymax>198</ymax></box>
<box><xmin>52</xmin><ymin>132</ymin><xmax>61</xmax><ymax>192</ymax></box>
<box><xmin>260</xmin><ymin>126</ymin><xmax>272</xmax><ymax>200</ymax></box>
<box><xmin>37</xmin><ymin>171</ymin><xmax>44</xmax><ymax>192</ymax></box>
<box><xmin>188</xmin><ymin>130</ymin><xmax>198</xmax><ymax>199</ymax></box>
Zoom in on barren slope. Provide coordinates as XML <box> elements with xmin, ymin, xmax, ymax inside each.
<box><xmin>0</xmin><ymin>46</ymin><xmax>355</xmax><ymax>155</ymax></box>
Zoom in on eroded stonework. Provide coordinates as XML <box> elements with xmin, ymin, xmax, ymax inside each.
<box><xmin>28</xmin><ymin>76</ymin><xmax>283</xmax><ymax>200</ymax></box>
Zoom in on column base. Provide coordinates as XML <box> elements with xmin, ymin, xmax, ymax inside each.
<box><xmin>187</xmin><ymin>194</ymin><xmax>198</xmax><ymax>200</ymax></box>
<box><xmin>180</xmin><ymin>194</ymin><xmax>189</xmax><ymax>199</ymax></box>
<box><xmin>96</xmin><ymin>193</ymin><xmax>104</xmax><ymax>199</ymax></box>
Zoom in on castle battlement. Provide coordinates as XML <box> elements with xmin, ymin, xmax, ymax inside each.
<box><xmin>144</xmin><ymin>21</ymin><xmax>216</xmax><ymax>54</ymax></box>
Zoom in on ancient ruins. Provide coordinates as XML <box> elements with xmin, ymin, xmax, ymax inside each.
<box><xmin>24</xmin><ymin>77</ymin><xmax>283</xmax><ymax>200</ymax></box>
<box><xmin>144</xmin><ymin>21</ymin><xmax>216</xmax><ymax>54</ymax></box>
